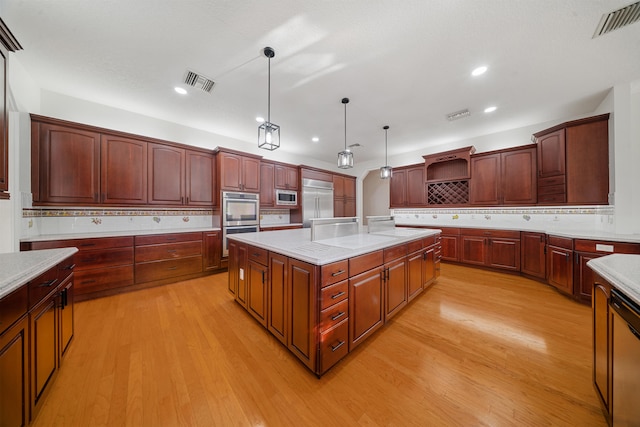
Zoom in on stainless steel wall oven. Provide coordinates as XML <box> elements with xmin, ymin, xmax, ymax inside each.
<box><xmin>222</xmin><ymin>192</ymin><xmax>259</xmax><ymax>256</ymax></box>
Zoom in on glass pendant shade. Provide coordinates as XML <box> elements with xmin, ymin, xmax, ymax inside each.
<box><xmin>379</xmin><ymin>125</ymin><xmax>392</xmax><ymax>179</ymax></box>
<box><xmin>337</xmin><ymin>97</ymin><xmax>353</xmax><ymax>169</ymax></box>
<box><xmin>258</xmin><ymin>46</ymin><xmax>279</xmax><ymax>151</ymax></box>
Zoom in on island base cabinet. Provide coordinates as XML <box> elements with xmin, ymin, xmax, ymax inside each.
<box><xmin>30</xmin><ymin>293</ymin><xmax>58</xmax><ymax>418</ymax></box>
<box><xmin>319</xmin><ymin>319</ymin><xmax>349</xmax><ymax>374</ymax></box>
<box><xmin>349</xmin><ymin>267</ymin><xmax>384</xmax><ymax>350</ymax></box>
<box><xmin>288</xmin><ymin>259</ymin><xmax>317</xmax><ymax>372</ymax></box>
<box><xmin>592</xmin><ymin>279</ymin><xmax>611</xmax><ymax>423</ymax></box>
<box><xmin>268</xmin><ymin>253</ymin><xmax>288</xmax><ymax>345</ymax></box>
<box><xmin>0</xmin><ymin>316</ymin><xmax>29</xmax><ymax>427</ymax></box>
<box><xmin>247</xmin><ymin>260</ymin><xmax>268</xmax><ymax>327</ymax></box>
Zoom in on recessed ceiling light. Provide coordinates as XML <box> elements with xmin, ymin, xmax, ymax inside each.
<box><xmin>312</xmin><ymin>137</ymin><xmax>319</xmax><ymax>142</ymax></box>
<box><xmin>484</xmin><ymin>106</ymin><xmax>497</xmax><ymax>113</ymax></box>
<box><xmin>256</xmin><ymin>116</ymin><xmax>265</xmax><ymax>123</ymax></box>
<box><xmin>471</xmin><ymin>66</ymin><xmax>488</xmax><ymax>76</ymax></box>
<box><xmin>174</xmin><ymin>87</ymin><xmax>187</xmax><ymax>95</ymax></box>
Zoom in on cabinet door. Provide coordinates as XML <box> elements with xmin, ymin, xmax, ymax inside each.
<box><xmin>275</xmin><ymin>164</ymin><xmax>298</xmax><ymax>190</ymax></box>
<box><xmin>58</xmin><ymin>275</ymin><xmax>74</xmax><ymax>361</ymax></box>
<box><xmin>186</xmin><ymin>150</ymin><xmax>214</xmax><ymax>206</ymax></box>
<box><xmin>470</xmin><ymin>153</ymin><xmax>500</xmax><ymax>205</ymax></box>
<box><xmin>218</xmin><ymin>152</ymin><xmax>242</xmax><ymax>191</ymax></box>
<box><xmin>566</xmin><ymin>120</ymin><xmax>609</xmax><ymax>205</ymax></box>
<box><xmin>521</xmin><ymin>232</ymin><xmax>546</xmax><ymax>279</ymax></box>
<box><xmin>36</xmin><ymin>123</ymin><xmax>101</xmax><ymax>204</ymax></box>
<box><xmin>385</xmin><ymin>258</ymin><xmax>407</xmax><ymax>320</ymax></box>
<box><xmin>260</xmin><ymin>162</ymin><xmax>275</xmax><ymax>207</ymax></box>
<box><xmin>203</xmin><ymin>231</ymin><xmax>221</xmax><ymax>271</ymax></box>
<box><xmin>227</xmin><ymin>240</ymin><xmax>239</xmax><ymax>295</ymax></box>
<box><xmin>461</xmin><ymin>236</ymin><xmax>486</xmax><ymax>266</ymax></box>
<box><xmin>268</xmin><ymin>253</ymin><xmax>288</xmax><ymax>345</ymax></box>
<box><xmin>537</xmin><ymin>129</ymin><xmax>565</xmax><ymax>178</ymax></box>
<box><xmin>343</xmin><ymin>197</ymin><xmax>356</xmax><ymax>217</ymax></box>
<box><xmin>407</xmin><ymin>251</ymin><xmax>424</xmax><ymax>301</ymax></box>
<box><xmin>288</xmin><ymin>259</ymin><xmax>317</xmax><ymax>371</ymax></box>
<box><xmin>575</xmin><ymin>252</ymin><xmax>602</xmax><ymax>303</ymax></box>
<box><xmin>547</xmin><ymin>246</ymin><xmax>573</xmax><ymax>295</ymax></box>
<box><xmin>332</xmin><ymin>175</ymin><xmax>345</xmax><ymax>198</ymax></box>
<box><xmin>406</xmin><ymin>166</ymin><xmax>425</xmax><ymax>206</ymax></box>
<box><xmin>487</xmin><ymin>238</ymin><xmax>520</xmax><ymax>271</ymax></box>
<box><xmin>247</xmin><ymin>261</ymin><xmax>268</xmax><ymax>327</ymax></box>
<box><xmin>441</xmin><ymin>234</ymin><xmax>460</xmax><ymax>261</ymax></box>
<box><xmin>593</xmin><ymin>281</ymin><xmax>611</xmax><ymax>414</ymax></box>
<box><xmin>101</xmin><ymin>135</ymin><xmax>147</xmax><ymax>205</ymax></box>
<box><xmin>241</xmin><ymin>157</ymin><xmax>261</xmax><ymax>192</ymax></box>
<box><xmin>148</xmin><ymin>143</ymin><xmax>185</xmax><ymax>205</ymax></box>
<box><xmin>333</xmin><ymin>197</ymin><xmax>345</xmax><ymax>217</ymax></box>
<box><xmin>422</xmin><ymin>245</ymin><xmax>436</xmax><ymax>288</ymax></box>
<box><xmin>343</xmin><ymin>177</ymin><xmax>356</xmax><ymax>199</ymax></box>
<box><xmin>30</xmin><ymin>293</ymin><xmax>58</xmax><ymax>415</ymax></box>
<box><xmin>389</xmin><ymin>169</ymin><xmax>407</xmax><ymax>207</ymax></box>
<box><xmin>0</xmin><ymin>316</ymin><xmax>29</xmax><ymax>427</ymax></box>
<box><xmin>349</xmin><ymin>267</ymin><xmax>384</xmax><ymax>350</ymax></box>
<box><xmin>235</xmin><ymin>243</ymin><xmax>249</xmax><ymax>308</ymax></box>
<box><xmin>502</xmin><ymin>147</ymin><xmax>537</xmax><ymax>205</ymax></box>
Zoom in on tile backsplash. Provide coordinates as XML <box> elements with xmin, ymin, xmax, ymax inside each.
<box><xmin>259</xmin><ymin>209</ymin><xmax>291</xmax><ymax>226</ymax></box>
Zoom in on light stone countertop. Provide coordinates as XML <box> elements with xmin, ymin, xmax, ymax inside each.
<box><xmin>20</xmin><ymin>227</ymin><xmax>221</xmax><ymax>243</ymax></box>
<box><xmin>587</xmin><ymin>254</ymin><xmax>640</xmax><ymax>306</ymax></box>
<box><xmin>227</xmin><ymin>227</ymin><xmax>440</xmax><ymax>265</ymax></box>
<box><xmin>0</xmin><ymin>248</ymin><xmax>78</xmax><ymax>300</ymax></box>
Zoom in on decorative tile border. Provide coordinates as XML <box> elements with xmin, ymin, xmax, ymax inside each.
<box><xmin>391</xmin><ymin>206</ymin><xmax>614</xmax><ymax>216</ymax></box>
<box><xmin>23</xmin><ymin>208</ymin><xmax>214</xmax><ymax>218</ymax></box>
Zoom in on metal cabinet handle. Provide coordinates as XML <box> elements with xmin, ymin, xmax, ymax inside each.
<box><xmin>38</xmin><ymin>279</ymin><xmax>58</xmax><ymax>288</ymax></box>
<box><xmin>331</xmin><ymin>340</ymin><xmax>346</xmax><ymax>352</ymax></box>
<box><xmin>331</xmin><ymin>291</ymin><xmax>346</xmax><ymax>299</ymax></box>
<box><xmin>331</xmin><ymin>311</ymin><xmax>346</xmax><ymax>321</ymax></box>
<box><xmin>331</xmin><ymin>269</ymin><xmax>345</xmax><ymax>277</ymax></box>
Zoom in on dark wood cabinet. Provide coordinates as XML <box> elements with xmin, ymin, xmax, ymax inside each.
<box><xmin>268</xmin><ymin>253</ymin><xmax>288</xmax><ymax>345</ymax></box>
<box><xmin>349</xmin><ymin>266</ymin><xmax>384</xmax><ymax>350</ymax></box>
<box><xmin>203</xmin><ymin>231</ymin><xmax>222</xmax><ymax>271</ymax></box>
<box><xmin>470</xmin><ymin>145</ymin><xmax>536</xmax><ymax>206</ymax></box>
<box><xmin>461</xmin><ymin>229</ymin><xmax>520</xmax><ymax>271</ymax></box>
<box><xmin>547</xmin><ymin>236</ymin><xmax>573</xmax><ymax>295</ymax></box>
<box><xmin>259</xmin><ymin>162</ymin><xmax>275</xmax><ymax>207</ymax></box>
<box><xmin>440</xmin><ymin>228</ymin><xmax>461</xmax><ymax>262</ymax></box>
<box><xmin>333</xmin><ymin>175</ymin><xmax>356</xmax><ymax>217</ymax></box>
<box><xmin>31</xmin><ymin>121</ymin><xmax>101</xmax><ymax>205</ymax></box>
<box><xmin>383</xmin><ymin>245</ymin><xmax>408</xmax><ymax>321</ymax></box>
<box><xmin>134</xmin><ymin>232</ymin><xmax>203</xmax><ymax>284</ymax></box>
<box><xmin>148</xmin><ymin>143</ymin><xmax>185</xmax><ymax>205</ymax></box>
<box><xmin>100</xmin><ymin>134</ymin><xmax>148</xmax><ymax>205</ymax></box>
<box><xmin>535</xmin><ymin>114</ymin><xmax>609</xmax><ymax>205</ymax></box>
<box><xmin>520</xmin><ymin>232</ymin><xmax>546</xmax><ymax>279</ymax></box>
<box><xmin>235</xmin><ymin>243</ymin><xmax>249</xmax><ymax>308</ymax></box>
<box><xmin>216</xmin><ymin>149</ymin><xmax>261</xmax><ymax>193</ymax></box>
<box><xmin>247</xmin><ymin>246</ymin><xmax>268</xmax><ymax>327</ymax></box>
<box><xmin>186</xmin><ymin>150</ymin><xmax>214</xmax><ymax>206</ymax></box>
<box><xmin>57</xmin><ymin>273</ymin><xmax>74</xmax><ymax>361</ymax></box>
<box><xmin>288</xmin><ymin>258</ymin><xmax>317</xmax><ymax>371</ymax></box>
<box><xmin>407</xmin><ymin>248</ymin><xmax>424</xmax><ymax>301</ymax></box>
<box><xmin>275</xmin><ymin>163</ymin><xmax>299</xmax><ymax>190</ymax></box>
<box><xmin>592</xmin><ymin>275</ymin><xmax>611</xmax><ymax>423</ymax></box>
<box><xmin>389</xmin><ymin>164</ymin><xmax>425</xmax><ymax>208</ymax></box>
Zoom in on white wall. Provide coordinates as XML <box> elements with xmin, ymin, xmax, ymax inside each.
<box><xmin>362</xmin><ymin>169</ymin><xmax>390</xmax><ymax>224</ymax></box>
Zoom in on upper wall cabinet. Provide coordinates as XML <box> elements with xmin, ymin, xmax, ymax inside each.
<box><xmin>389</xmin><ymin>164</ymin><xmax>426</xmax><ymax>208</ymax></box>
<box><xmin>469</xmin><ymin>144</ymin><xmax>537</xmax><ymax>206</ymax></box>
<box><xmin>423</xmin><ymin>146</ymin><xmax>475</xmax><ymax>206</ymax></box>
<box><xmin>534</xmin><ymin>114</ymin><xmax>609</xmax><ymax>205</ymax></box>
<box><xmin>274</xmin><ymin>163</ymin><xmax>299</xmax><ymax>190</ymax></box>
<box><xmin>333</xmin><ymin>174</ymin><xmax>356</xmax><ymax>217</ymax></box>
<box><xmin>30</xmin><ymin>115</ymin><xmax>215</xmax><ymax>208</ymax></box>
<box><xmin>216</xmin><ymin>148</ymin><xmax>261</xmax><ymax>193</ymax></box>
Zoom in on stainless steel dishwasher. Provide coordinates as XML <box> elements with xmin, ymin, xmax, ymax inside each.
<box><xmin>610</xmin><ymin>289</ymin><xmax>640</xmax><ymax>426</ymax></box>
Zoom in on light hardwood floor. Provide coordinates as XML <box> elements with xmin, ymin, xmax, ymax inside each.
<box><xmin>32</xmin><ymin>264</ymin><xmax>606</xmax><ymax>426</ymax></box>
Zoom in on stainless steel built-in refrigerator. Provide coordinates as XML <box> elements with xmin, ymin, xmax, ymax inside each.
<box><xmin>302</xmin><ymin>178</ymin><xmax>334</xmax><ymax>227</ymax></box>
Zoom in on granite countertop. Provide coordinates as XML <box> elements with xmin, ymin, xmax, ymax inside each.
<box><xmin>20</xmin><ymin>227</ymin><xmax>221</xmax><ymax>243</ymax></box>
<box><xmin>394</xmin><ymin>221</ymin><xmax>640</xmax><ymax>244</ymax></box>
<box><xmin>587</xmin><ymin>254</ymin><xmax>640</xmax><ymax>306</ymax></box>
<box><xmin>0</xmin><ymin>248</ymin><xmax>79</xmax><ymax>300</ymax></box>
<box><xmin>227</xmin><ymin>227</ymin><xmax>440</xmax><ymax>265</ymax></box>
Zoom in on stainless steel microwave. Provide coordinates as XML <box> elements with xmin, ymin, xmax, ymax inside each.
<box><xmin>275</xmin><ymin>189</ymin><xmax>298</xmax><ymax>206</ymax></box>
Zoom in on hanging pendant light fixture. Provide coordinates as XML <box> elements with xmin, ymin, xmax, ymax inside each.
<box><xmin>337</xmin><ymin>97</ymin><xmax>353</xmax><ymax>169</ymax></box>
<box><xmin>380</xmin><ymin>125</ymin><xmax>392</xmax><ymax>179</ymax></box>
<box><xmin>258</xmin><ymin>46</ymin><xmax>280</xmax><ymax>151</ymax></box>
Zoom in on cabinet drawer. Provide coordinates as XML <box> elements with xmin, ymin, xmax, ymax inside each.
<box><xmin>135</xmin><ymin>241</ymin><xmax>201</xmax><ymax>263</ymax></box>
<box><xmin>537</xmin><ymin>184</ymin><xmax>566</xmax><ymax>196</ymax></box>
<box><xmin>407</xmin><ymin>239</ymin><xmax>423</xmax><ymax>254</ymax></box>
<box><xmin>27</xmin><ymin>267</ymin><xmax>59</xmax><ymax>308</ymax></box>
<box><xmin>320</xmin><ymin>280</ymin><xmax>348</xmax><ymax>310</ymax></box>
<box><xmin>0</xmin><ymin>286</ymin><xmax>28</xmax><ymax>335</ymax></box>
<box><xmin>319</xmin><ymin>319</ymin><xmax>349</xmax><ymax>374</ymax></box>
<box><xmin>574</xmin><ymin>239</ymin><xmax>640</xmax><ymax>254</ymax></box>
<box><xmin>422</xmin><ymin>235</ymin><xmax>437</xmax><ymax>247</ymax></box>
<box><xmin>76</xmin><ymin>247</ymin><xmax>133</xmax><ymax>270</ymax></box>
<box><xmin>383</xmin><ymin>244</ymin><xmax>408</xmax><ymax>263</ymax></box>
<box><xmin>548</xmin><ymin>235</ymin><xmax>573</xmax><ymax>250</ymax></box>
<box><xmin>321</xmin><ymin>260</ymin><xmax>349</xmax><ymax>287</ymax></box>
<box><xmin>57</xmin><ymin>256</ymin><xmax>76</xmax><ymax>281</ymax></box>
<box><xmin>319</xmin><ymin>299</ymin><xmax>348</xmax><ymax>332</ymax></box>
<box><xmin>29</xmin><ymin>236</ymin><xmax>133</xmax><ymax>250</ymax></box>
<box><xmin>75</xmin><ymin>265</ymin><xmax>134</xmax><ymax>294</ymax></box>
<box><xmin>438</xmin><ymin>227</ymin><xmax>460</xmax><ymax>235</ymax></box>
<box><xmin>135</xmin><ymin>256</ymin><xmax>203</xmax><ymax>283</ymax></box>
<box><xmin>538</xmin><ymin>175</ymin><xmax>565</xmax><ymax>187</ymax></box>
<box><xmin>538</xmin><ymin>193</ymin><xmax>566</xmax><ymax>203</ymax></box>
<box><xmin>462</xmin><ymin>228</ymin><xmax>520</xmax><ymax>239</ymax></box>
<box><xmin>135</xmin><ymin>232</ymin><xmax>202</xmax><ymax>246</ymax></box>
<box><xmin>349</xmin><ymin>250</ymin><xmax>383</xmax><ymax>277</ymax></box>
<box><xmin>247</xmin><ymin>245</ymin><xmax>268</xmax><ymax>266</ymax></box>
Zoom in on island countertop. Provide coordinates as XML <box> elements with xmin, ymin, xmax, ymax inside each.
<box><xmin>0</xmin><ymin>248</ymin><xmax>79</xmax><ymax>300</ymax></box>
<box><xmin>226</xmin><ymin>227</ymin><xmax>441</xmax><ymax>265</ymax></box>
<box><xmin>587</xmin><ymin>254</ymin><xmax>640</xmax><ymax>306</ymax></box>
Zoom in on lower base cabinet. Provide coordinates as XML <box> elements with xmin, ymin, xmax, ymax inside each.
<box><xmin>0</xmin><ymin>315</ymin><xmax>29</xmax><ymax>427</ymax></box>
<box><xmin>547</xmin><ymin>236</ymin><xmax>574</xmax><ymax>295</ymax></box>
<box><xmin>592</xmin><ymin>277</ymin><xmax>611</xmax><ymax>424</ymax></box>
<box><xmin>349</xmin><ymin>266</ymin><xmax>385</xmax><ymax>350</ymax></box>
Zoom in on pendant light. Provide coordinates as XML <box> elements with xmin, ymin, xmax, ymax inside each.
<box><xmin>258</xmin><ymin>46</ymin><xmax>280</xmax><ymax>151</ymax></box>
<box><xmin>380</xmin><ymin>125</ymin><xmax>392</xmax><ymax>179</ymax></box>
<box><xmin>337</xmin><ymin>97</ymin><xmax>353</xmax><ymax>169</ymax></box>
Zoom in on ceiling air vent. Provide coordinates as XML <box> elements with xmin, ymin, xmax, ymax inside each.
<box><xmin>593</xmin><ymin>1</ymin><xmax>640</xmax><ymax>38</ymax></box>
<box><xmin>446</xmin><ymin>109</ymin><xmax>470</xmax><ymax>121</ymax></box>
<box><xmin>183</xmin><ymin>70</ymin><xmax>215</xmax><ymax>93</ymax></box>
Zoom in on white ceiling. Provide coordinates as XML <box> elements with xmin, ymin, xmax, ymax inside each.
<box><xmin>3</xmin><ymin>0</ymin><xmax>640</xmax><ymax>167</ymax></box>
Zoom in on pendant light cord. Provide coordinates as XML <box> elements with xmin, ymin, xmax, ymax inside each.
<box><xmin>267</xmin><ymin>56</ymin><xmax>271</xmax><ymax>124</ymax></box>
<box><xmin>344</xmin><ymin>102</ymin><xmax>347</xmax><ymax>150</ymax></box>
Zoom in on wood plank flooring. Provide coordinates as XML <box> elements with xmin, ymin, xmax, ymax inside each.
<box><xmin>32</xmin><ymin>264</ymin><xmax>606</xmax><ymax>426</ymax></box>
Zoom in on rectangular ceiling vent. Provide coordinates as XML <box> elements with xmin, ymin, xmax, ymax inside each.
<box><xmin>446</xmin><ymin>109</ymin><xmax>470</xmax><ymax>121</ymax></box>
<box><xmin>593</xmin><ymin>1</ymin><xmax>640</xmax><ymax>38</ymax></box>
<box><xmin>183</xmin><ymin>70</ymin><xmax>215</xmax><ymax>93</ymax></box>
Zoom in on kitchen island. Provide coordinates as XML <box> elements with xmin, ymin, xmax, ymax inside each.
<box><xmin>227</xmin><ymin>227</ymin><xmax>441</xmax><ymax>376</ymax></box>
